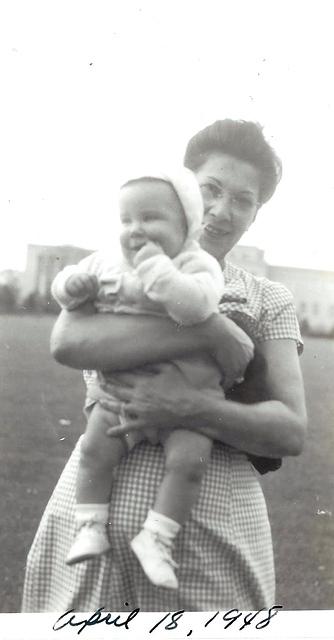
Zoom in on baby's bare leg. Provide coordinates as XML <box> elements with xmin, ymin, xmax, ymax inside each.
<box><xmin>130</xmin><ymin>430</ymin><xmax>212</xmax><ymax>587</ymax></box>
<box><xmin>154</xmin><ymin>429</ymin><xmax>212</xmax><ymax>525</ymax></box>
<box><xmin>77</xmin><ymin>402</ymin><xmax>127</xmax><ymax>504</ymax></box>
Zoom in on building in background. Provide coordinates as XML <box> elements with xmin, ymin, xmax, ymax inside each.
<box><xmin>19</xmin><ymin>244</ymin><xmax>93</xmax><ymax>311</ymax></box>
<box><xmin>228</xmin><ymin>245</ymin><xmax>267</xmax><ymax>277</ymax></box>
<box><xmin>229</xmin><ymin>246</ymin><xmax>334</xmax><ymax>336</ymax></box>
<box><xmin>1</xmin><ymin>243</ymin><xmax>334</xmax><ymax>335</ymax></box>
<box><xmin>267</xmin><ymin>265</ymin><xmax>334</xmax><ymax>336</ymax></box>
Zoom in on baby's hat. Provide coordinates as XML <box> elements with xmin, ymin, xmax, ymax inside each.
<box><xmin>121</xmin><ymin>167</ymin><xmax>204</xmax><ymax>242</ymax></box>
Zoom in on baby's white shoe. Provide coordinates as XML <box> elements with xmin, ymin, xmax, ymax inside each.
<box><xmin>66</xmin><ymin>521</ymin><xmax>111</xmax><ymax>565</ymax></box>
<box><xmin>130</xmin><ymin>528</ymin><xmax>178</xmax><ymax>589</ymax></box>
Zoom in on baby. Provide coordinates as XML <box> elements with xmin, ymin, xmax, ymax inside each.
<box><xmin>52</xmin><ymin>167</ymin><xmax>254</xmax><ymax>589</ymax></box>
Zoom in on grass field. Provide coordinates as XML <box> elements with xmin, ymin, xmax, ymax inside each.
<box><xmin>0</xmin><ymin>314</ymin><xmax>333</xmax><ymax>612</ymax></box>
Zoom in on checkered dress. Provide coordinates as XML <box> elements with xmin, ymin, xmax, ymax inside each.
<box><xmin>22</xmin><ymin>262</ymin><xmax>302</xmax><ymax>612</ymax></box>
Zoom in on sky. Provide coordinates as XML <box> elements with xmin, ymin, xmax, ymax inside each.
<box><xmin>1</xmin><ymin>0</ymin><xmax>334</xmax><ymax>273</ymax></box>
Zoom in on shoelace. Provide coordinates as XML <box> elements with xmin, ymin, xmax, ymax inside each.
<box><xmin>78</xmin><ymin>519</ymin><xmax>106</xmax><ymax>532</ymax></box>
<box><xmin>154</xmin><ymin>533</ymin><xmax>179</xmax><ymax>569</ymax></box>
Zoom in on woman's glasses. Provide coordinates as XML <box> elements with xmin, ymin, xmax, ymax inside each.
<box><xmin>200</xmin><ymin>182</ymin><xmax>260</xmax><ymax>215</ymax></box>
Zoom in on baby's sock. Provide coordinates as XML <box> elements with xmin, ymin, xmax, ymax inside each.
<box><xmin>131</xmin><ymin>510</ymin><xmax>180</xmax><ymax>588</ymax></box>
<box><xmin>75</xmin><ymin>503</ymin><xmax>110</xmax><ymax>526</ymax></box>
<box><xmin>66</xmin><ymin>503</ymin><xmax>111</xmax><ymax>565</ymax></box>
<box><xmin>143</xmin><ymin>509</ymin><xmax>181</xmax><ymax>542</ymax></box>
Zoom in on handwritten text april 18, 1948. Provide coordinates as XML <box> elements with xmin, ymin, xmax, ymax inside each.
<box><xmin>53</xmin><ymin>604</ymin><xmax>283</xmax><ymax>635</ymax></box>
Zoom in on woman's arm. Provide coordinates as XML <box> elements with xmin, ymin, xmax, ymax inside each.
<box><xmin>185</xmin><ymin>339</ymin><xmax>307</xmax><ymax>457</ymax></box>
<box><xmin>50</xmin><ymin>304</ymin><xmax>251</xmax><ymax>381</ymax></box>
<box><xmin>103</xmin><ymin>339</ymin><xmax>307</xmax><ymax>459</ymax></box>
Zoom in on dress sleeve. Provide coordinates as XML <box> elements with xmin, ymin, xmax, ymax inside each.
<box><xmin>255</xmin><ymin>281</ymin><xmax>303</xmax><ymax>353</ymax></box>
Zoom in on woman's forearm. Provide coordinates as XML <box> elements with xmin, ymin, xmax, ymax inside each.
<box><xmin>50</xmin><ymin>307</ymin><xmax>218</xmax><ymax>371</ymax></box>
<box><xmin>181</xmin><ymin>339</ymin><xmax>307</xmax><ymax>458</ymax></box>
<box><xmin>180</xmin><ymin>392</ymin><xmax>307</xmax><ymax>458</ymax></box>
<box><xmin>51</xmin><ymin>305</ymin><xmax>253</xmax><ymax>375</ymax></box>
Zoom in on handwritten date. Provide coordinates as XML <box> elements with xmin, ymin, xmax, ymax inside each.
<box><xmin>53</xmin><ymin>604</ymin><xmax>283</xmax><ymax>635</ymax></box>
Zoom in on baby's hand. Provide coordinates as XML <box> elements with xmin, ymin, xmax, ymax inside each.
<box><xmin>65</xmin><ymin>273</ymin><xmax>99</xmax><ymax>301</ymax></box>
<box><xmin>133</xmin><ymin>241</ymin><xmax>164</xmax><ymax>267</ymax></box>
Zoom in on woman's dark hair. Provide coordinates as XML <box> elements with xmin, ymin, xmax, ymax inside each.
<box><xmin>184</xmin><ymin>119</ymin><xmax>282</xmax><ymax>204</ymax></box>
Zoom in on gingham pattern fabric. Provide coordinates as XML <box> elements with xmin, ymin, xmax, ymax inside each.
<box><xmin>22</xmin><ymin>261</ymin><xmax>302</xmax><ymax>612</ymax></box>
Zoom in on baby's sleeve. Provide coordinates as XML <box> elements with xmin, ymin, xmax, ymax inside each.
<box><xmin>136</xmin><ymin>249</ymin><xmax>224</xmax><ymax>325</ymax></box>
<box><xmin>51</xmin><ymin>252</ymin><xmax>103</xmax><ymax>310</ymax></box>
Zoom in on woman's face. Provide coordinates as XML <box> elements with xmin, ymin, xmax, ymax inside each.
<box><xmin>194</xmin><ymin>153</ymin><xmax>261</xmax><ymax>262</ymax></box>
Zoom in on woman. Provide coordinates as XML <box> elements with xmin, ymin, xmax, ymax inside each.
<box><xmin>22</xmin><ymin>119</ymin><xmax>307</xmax><ymax>612</ymax></box>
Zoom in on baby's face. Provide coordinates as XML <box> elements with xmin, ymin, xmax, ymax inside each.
<box><xmin>119</xmin><ymin>179</ymin><xmax>187</xmax><ymax>265</ymax></box>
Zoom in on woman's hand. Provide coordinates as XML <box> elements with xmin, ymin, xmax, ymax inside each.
<box><xmin>99</xmin><ymin>362</ymin><xmax>208</xmax><ymax>437</ymax></box>
<box><xmin>102</xmin><ymin>339</ymin><xmax>307</xmax><ymax>459</ymax></box>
